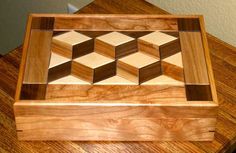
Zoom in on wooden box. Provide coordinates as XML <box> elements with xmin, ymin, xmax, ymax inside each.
<box><xmin>14</xmin><ymin>14</ymin><xmax>218</xmax><ymax>141</ymax></box>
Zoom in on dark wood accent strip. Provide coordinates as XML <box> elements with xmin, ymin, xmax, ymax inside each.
<box><xmin>94</xmin><ymin>61</ymin><xmax>116</xmax><ymax>83</ymax></box>
<box><xmin>185</xmin><ymin>85</ymin><xmax>212</xmax><ymax>101</ymax></box>
<box><xmin>178</xmin><ymin>18</ymin><xmax>201</xmax><ymax>31</ymax></box>
<box><xmin>20</xmin><ymin>84</ymin><xmax>47</xmax><ymax>100</ymax></box>
<box><xmin>31</xmin><ymin>17</ymin><xmax>55</xmax><ymax>30</ymax></box>
<box><xmin>48</xmin><ymin>61</ymin><xmax>72</xmax><ymax>82</ymax></box>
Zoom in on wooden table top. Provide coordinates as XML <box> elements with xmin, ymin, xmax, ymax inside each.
<box><xmin>0</xmin><ymin>0</ymin><xmax>236</xmax><ymax>152</ymax></box>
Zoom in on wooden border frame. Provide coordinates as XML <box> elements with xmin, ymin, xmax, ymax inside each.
<box><xmin>14</xmin><ymin>14</ymin><xmax>218</xmax><ymax>141</ymax></box>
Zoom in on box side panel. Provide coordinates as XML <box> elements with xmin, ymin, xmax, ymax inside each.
<box><xmin>14</xmin><ymin>103</ymin><xmax>217</xmax><ymax>141</ymax></box>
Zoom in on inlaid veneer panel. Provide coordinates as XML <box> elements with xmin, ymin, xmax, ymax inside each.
<box><xmin>45</xmin><ymin>85</ymin><xmax>186</xmax><ymax>101</ymax></box>
<box><xmin>138</xmin><ymin>31</ymin><xmax>181</xmax><ymax>59</ymax></box>
<box><xmin>52</xmin><ymin>31</ymin><xmax>94</xmax><ymax>59</ymax></box>
<box><xmin>54</xmin><ymin>15</ymin><xmax>178</xmax><ymax>31</ymax></box>
<box><xmin>117</xmin><ymin>52</ymin><xmax>161</xmax><ymax>84</ymax></box>
<box><xmin>72</xmin><ymin>52</ymin><xmax>116</xmax><ymax>83</ymax></box>
<box><xmin>95</xmin><ymin>32</ymin><xmax>137</xmax><ymax>59</ymax></box>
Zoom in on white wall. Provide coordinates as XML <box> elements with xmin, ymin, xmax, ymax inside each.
<box><xmin>0</xmin><ymin>0</ymin><xmax>92</xmax><ymax>55</ymax></box>
<box><xmin>147</xmin><ymin>0</ymin><xmax>236</xmax><ymax>47</ymax></box>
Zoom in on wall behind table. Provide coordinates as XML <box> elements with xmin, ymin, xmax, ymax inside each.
<box><xmin>147</xmin><ymin>0</ymin><xmax>236</xmax><ymax>47</ymax></box>
<box><xmin>0</xmin><ymin>0</ymin><xmax>92</xmax><ymax>55</ymax></box>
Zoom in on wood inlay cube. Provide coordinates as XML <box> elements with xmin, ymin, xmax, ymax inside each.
<box><xmin>138</xmin><ymin>31</ymin><xmax>181</xmax><ymax>59</ymax></box>
<box><xmin>72</xmin><ymin>52</ymin><xmax>116</xmax><ymax>83</ymax></box>
<box><xmin>117</xmin><ymin>52</ymin><xmax>161</xmax><ymax>84</ymax></box>
<box><xmin>52</xmin><ymin>31</ymin><xmax>94</xmax><ymax>59</ymax></box>
<box><xmin>95</xmin><ymin>32</ymin><xmax>137</xmax><ymax>59</ymax></box>
<box><xmin>162</xmin><ymin>52</ymin><xmax>184</xmax><ymax>82</ymax></box>
<box><xmin>48</xmin><ymin>52</ymin><xmax>71</xmax><ymax>82</ymax></box>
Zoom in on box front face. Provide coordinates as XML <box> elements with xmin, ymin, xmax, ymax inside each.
<box><xmin>14</xmin><ymin>14</ymin><xmax>218</xmax><ymax>141</ymax></box>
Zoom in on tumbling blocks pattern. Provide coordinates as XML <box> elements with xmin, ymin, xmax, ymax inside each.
<box><xmin>49</xmin><ymin>31</ymin><xmax>183</xmax><ymax>85</ymax></box>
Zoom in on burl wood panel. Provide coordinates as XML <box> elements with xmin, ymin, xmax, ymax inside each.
<box><xmin>15</xmin><ymin>117</ymin><xmax>216</xmax><ymax>141</ymax></box>
<box><xmin>23</xmin><ymin>29</ymin><xmax>53</xmax><ymax>84</ymax></box>
<box><xmin>45</xmin><ymin>85</ymin><xmax>186</xmax><ymax>102</ymax></box>
<box><xmin>53</xmin><ymin>14</ymin><xmax>178</xmax><ymax>31</ymax></box>
<box><xmin>14</xmin><ymin>100</ymin><xmax>217</xmax><ymax>141</ymax></box>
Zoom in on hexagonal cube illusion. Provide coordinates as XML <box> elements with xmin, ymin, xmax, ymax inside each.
<box><xmin>49</xmin><ymin>31</ymin><xmax>183</xmax><ymax>85</ymax></box>
<box><xmin>95</xmin><ymin>32</ymin><xmax>137</xmax><ymax>59</ymax></box>
<box><xmin>52</xmin><ymin>31</ymin><xmax>94</xmax><ymax>59</ymax></box>
<box><xmin>72</xmin><ymin>52</ymin><xmax>116</xmax><ymax>83</ymax></box>
<box><xmin>138</xmin><ymin>31</ymin><xmax>181</xmax><ymax>59</ymax></box>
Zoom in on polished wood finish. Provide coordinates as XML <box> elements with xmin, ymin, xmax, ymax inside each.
<box><xmin>1</xmin><ymin>0</ymin><xmax>235</xmax><ymax>152</ymax></box>
<box><xmin>14</xmin><ymin>13</ymin><xmax>217</xmax><ymax>141</ymax></box>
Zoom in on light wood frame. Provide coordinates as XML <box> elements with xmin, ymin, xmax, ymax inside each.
<box><xmin>14</xmin><ymin>14</ymin><xmax>218</xmax><ymax>141</ymax></box>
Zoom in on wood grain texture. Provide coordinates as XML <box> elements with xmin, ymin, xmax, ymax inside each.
<box><xmin>179</xmin><ymin>32</ymin><xmax>209</xmax><ymax>84</ymax></box>
<box><xmin>53</xmin><ymin>14</ymin><xmax>179</xmax><ymax>31</ymax></box>
<box><xmin>23</xmin><ymin>29</ymin><xmax>53</xmax><ymax>84</ymax></box>
<box><xmin>1</xmin><ymin>0</ymin><xmax>235</xmax><ymax>152</ymax></box>
<box><xmin>45</xmin><ymin>85</ymin><xmax>186</xmax><ymax>102</ymax></box>
<box><xmin>15</xmin><ymin>117</ymin><xmax>216</xmax><ymax>141</ymax></box>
